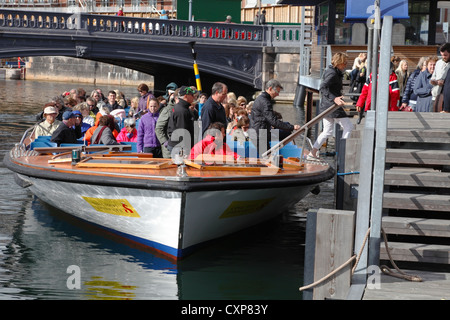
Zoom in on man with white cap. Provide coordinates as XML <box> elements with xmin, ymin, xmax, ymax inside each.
<box><xmin>33</xmin><ymin>104</ymin><xmax>61</xmax><ymax>139</ymax></box>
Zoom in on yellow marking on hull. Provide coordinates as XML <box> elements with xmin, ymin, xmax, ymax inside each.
<box><xmin>82</xmin><ymin>197</ymin><xmax>140</xmax><ymax>218</ymax></box>
<box><xmin>220</xmin><ymin>198</ymin><xmax>275</xmax><ymax>219</ymax></box>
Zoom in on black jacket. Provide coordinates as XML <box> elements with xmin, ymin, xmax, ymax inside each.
<box><xmin>200</xmin><ymin>96</ymin><xmax>227</xmax><ymax>137</ymax></box>
<box><xmin>167</xmin><ymin>98</ymin><xmax>195</xmax><ymax>149</ymax></box>
<box><xmin>249</xmin><ymin>91</ymin><xmax>294</xmax><ymax>134</ymax></box>
<box><xmin>50</xmin><ymin>122</ymin><xmax>82</xmax><ymax>146</ymax></box>
<box><xmin>442</xmin><ymin>70</ymin><xmax>450</xmax><ymax>112</ymax></box>
<box><xmin>249</xmin><ymin>91</ymin><xmax>295</xmax><ymax>153</ymax></box>
<box><xmin>319</xmin><ymin>65</ymin><xmax>347</xmax><ymax>118</ymax></box>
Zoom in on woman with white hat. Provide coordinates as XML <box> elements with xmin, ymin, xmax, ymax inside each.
<box><xmin>33</xmin><ymin>104</ymin><xmax>61</xmax><ymax>139</ymax></box>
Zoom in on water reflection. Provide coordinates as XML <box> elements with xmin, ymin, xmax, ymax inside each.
<box><xmin>84</xmin><ymin>276</ymin><xmax>138</xmax><ymax>300</ymax></box>
<box><xmin>1</xmin><ymin>195</ymin><xmax>179</xmax><ymax>300</ymax></box>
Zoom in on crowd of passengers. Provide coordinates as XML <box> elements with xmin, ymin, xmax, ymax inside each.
<box><xmin>31</xmin><ymin>82</ymin><xmax>270</xmax><ymax>160</ymax></box>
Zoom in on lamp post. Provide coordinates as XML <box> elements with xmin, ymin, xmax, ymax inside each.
<box><xmin>188</xmin><ymin>0</ymin><xmax>193</xmax><ymax>21</ymax></box>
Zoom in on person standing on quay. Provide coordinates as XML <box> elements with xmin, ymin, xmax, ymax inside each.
<box><xmin>414</xmin><ymin>56</ymin><xmax>438</xmax><ymax>112</ymax></box>
<box><xmin>442</xmin><ymin>60</ymin><xmax>450</xmax><ymax>113</ymax></box>
<box><xmin>430</xmin><ymin>43</ymin><xmax>450</xmax><ymax>112</ymax></box>
<box><xmin>249</xmin><ymin>79</ymin><xmax>300</xmax><ymax>155</ymax></box>
<box><xmin>308</xmin><ymin>52</ymin><xmax>353</xmax><ymax>160</ymax></box>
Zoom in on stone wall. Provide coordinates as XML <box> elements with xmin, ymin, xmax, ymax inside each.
<box><xmin>262</xmin><ymin>47</ymin><xmax>299</xmax><ymax>102</ymax></box>
<box><xmin>25</xmin><ymin>56</ymin><xmax>154</xmax><ymax>87</ymax></box>
<box><xmin>0</xmin><ymin>68</ymin><xmax>22</xmax><ymax>80</ymax></box>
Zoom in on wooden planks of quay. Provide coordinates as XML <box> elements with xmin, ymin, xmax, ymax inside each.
<box><xmin>382</xmin><ymin>112</ymin><xmax>450</xmax><ymax>265</ymax></box>
<box><xmin>339</xmin><ymin>112</ymin><xmax>450</xmax><ymax>300</ymax></box>
<box><xmin>343</xmin><ymin>112</ymin><xmax>450</xmax><ymax>266</ymax></box>
<box><xmin>363</xmin><ymin>269</ymin><xmax>450</xmax><ymax>300</ymax></box>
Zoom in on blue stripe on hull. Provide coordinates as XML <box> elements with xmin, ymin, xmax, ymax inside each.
<box><xmin>103</xmin><ymin>225</ymin><xmax>182</xmax><ymax>259</ymax></box>
<box><xmin>53</xmin><ymin>209</ymin><xmax>183</xmax><ymax>261</ymax></box>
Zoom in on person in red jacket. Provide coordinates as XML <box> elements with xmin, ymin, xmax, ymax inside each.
<box><xmin>190</xmin><ymin>122</ymin><xmax>239</xmax><ymax>161</ymax></box>
<box><xmin>356</xmin><ymin>66</ymin><xmax>400</xmax><ymax>123</ymax></box>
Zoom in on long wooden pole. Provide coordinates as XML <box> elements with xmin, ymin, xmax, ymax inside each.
<box><xmin>261</xmin><ymin>103</ymin><xmax>341</xmax><ymax>159</ymax></box>
<box><xmin>189</xmin><ymin>41</ymin><xmax>202</xmax><ymax>92</ymax></box>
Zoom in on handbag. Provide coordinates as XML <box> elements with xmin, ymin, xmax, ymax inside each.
<box><xmin>93</xmin><ymin>126</ymin><xmax>107</xmax><ymax>144</ymax></box>
<box><xmin>398</xmin><ymin>105</ymin><xmax>413</xmax><ymax>112</ymax></box>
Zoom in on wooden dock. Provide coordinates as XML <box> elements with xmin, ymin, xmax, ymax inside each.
<box><xmin>339</xmin><ymin>111</ymin><xmax>450</xmax><ymax>300</ymax></box>
<box><xmin>362</xmin><ymin>268</ymin><xmax>450</xmax><ymax>300</ymax></box>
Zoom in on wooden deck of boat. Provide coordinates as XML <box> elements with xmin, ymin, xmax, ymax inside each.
<box><xmin>13</xmin><ymin>151</ymin><xmax>331</xmax><ymax>181</ymax></box>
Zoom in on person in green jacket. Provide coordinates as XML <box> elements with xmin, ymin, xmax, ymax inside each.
<box><xmin>155</xmin><ymin>88</ymin><xmax>179</xmax><ymax>158</ymax></box>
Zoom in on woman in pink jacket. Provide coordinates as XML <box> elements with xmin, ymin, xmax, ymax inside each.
<box><xmin>116</xmin><ymin>118</ymin><xmax>138</xmax><ymax>143</ymax></box>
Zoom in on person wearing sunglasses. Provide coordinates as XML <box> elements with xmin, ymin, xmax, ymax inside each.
<box><xmin>117</xmin><ymin>117</ymin><xmax>138</xmax><ymax>144</ymax></box>
<box><xmin>50</xmin><ymin>111</ymin><xmax>83</xmax><ymax>146</ymax></box>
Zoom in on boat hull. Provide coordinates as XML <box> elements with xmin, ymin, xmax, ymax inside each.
<box><xmin>5</xmin><ymin>146</ymin><xmax>334</xmax><ymax>260</ymax></box>
<box><xmin>16</xmin><ymin>173</ymin><xmax>314</xmax><ymax>260</ymax></box>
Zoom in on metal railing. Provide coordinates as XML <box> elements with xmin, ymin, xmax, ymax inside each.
<box><xmin>0</xmin><ymin>9</ymin><xmax>305</xmax><ymax>47</ymax></box>
<box><xmin>0</xmin><ymin>0</ymin><xmax>167</xmax><ymax>12</ymax></box>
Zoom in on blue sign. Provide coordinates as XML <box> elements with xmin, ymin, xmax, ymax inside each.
<box><xmin>345</xmin><ymin>0</ymin><xmax>409</xmax><ymax>20</ymax></box>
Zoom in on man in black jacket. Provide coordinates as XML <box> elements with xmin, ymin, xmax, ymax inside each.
<box><xmin>200</xmin><ymin>82</ymin><xmax>228</xmax><ymax>138</ymax></box>
<box><xmin>50</xmin><ymin>111</ymin><xmax>82</xmax><ymax>146</ymax></box>
<box><xmin>167</xmin><ymin>86</ymin><xmax>197</xmax><ymax>155</ymax></box>
<box><xmin>104</xmin><ymin>90</ymin><xmax>121</xmax><ymax>111</ymax></box>
<box><xmin>249</xmin><ymin>79</ymin><xmax>300</xmax><ymax>155</ymax></box>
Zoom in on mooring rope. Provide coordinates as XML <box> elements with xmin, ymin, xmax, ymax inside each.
<box><xmin>379</xmin><ymin>227</ymin><xmax>422</xmax><ymax>282</ymax></box>
<box><xmin>299</xmin><ymin>228</ymin><xmax>370</xmax><ymax>292</ymax></box>
<box><xmin>299</xmin><ymin>226</ymin><xmax>422</xmax><ymax>292</ymax></box>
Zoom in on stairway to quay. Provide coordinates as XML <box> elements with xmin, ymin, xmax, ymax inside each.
<box><xmin>338</xmin><ymin>111</ymin><xmax>450</xmax><ymax>300</ymax></box>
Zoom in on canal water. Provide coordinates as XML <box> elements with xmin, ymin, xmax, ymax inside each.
<box><xmin>0</xmin><ymin>79</ymin><xmax>334</xmax><ymax>300</ymax></box>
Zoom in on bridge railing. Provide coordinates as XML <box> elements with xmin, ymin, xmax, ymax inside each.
<box><xmin>0</xmin><ymin>9</ymin><xmax>305</xmax><ymax>47</ymax></box>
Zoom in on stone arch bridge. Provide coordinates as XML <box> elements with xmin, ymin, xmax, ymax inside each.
<box><xmin>0</xmin><ymin>9</ymin><xmax>304</xmax><ymax>95</ymax></box>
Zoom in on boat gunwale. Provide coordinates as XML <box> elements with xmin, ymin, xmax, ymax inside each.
<box><xmin>4</xmin><ymin>152</ymin><xmax>335</xmax><ymax>192</ymax></box>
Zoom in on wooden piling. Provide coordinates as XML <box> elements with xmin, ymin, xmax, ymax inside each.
<box><xmin>303</xmin><ymin>208</ymin><xmax>355</xmax><ymax>300</ymax></box>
